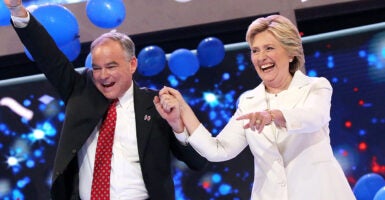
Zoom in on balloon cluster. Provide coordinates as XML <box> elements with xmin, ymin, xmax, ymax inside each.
<box><xmin>353</xmin><ymin>173</ymin><xmax>385</xmax><ymax>200</ymax></box>
<box><xmin>136</xmin><ymin>37</ymin><xmax>225</xmax><ymax>77</ymax></box>
<box><xmin>1</xmin><ymin>0</ymin><xmax>127</xmax><ymax>62</ymax></box>
<box><xmin>2</xmin><ymin>1</ymin><xmax>225</xmax><ymax>74</ymax></box>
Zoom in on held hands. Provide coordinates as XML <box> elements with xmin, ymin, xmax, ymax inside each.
<box><xmin>153</xmin><ymin>86</ymin><xmax>185</xmax><ymax>133</ymax></box>
<box><xmin>236</xmin><ymin>110</ymin><xmax>273</xmax><ymax>133</ymax></box>
<box><xmin>156</xmin><ymin>86</ymin><xmax>201</xmax><ymax>135</ymax></box>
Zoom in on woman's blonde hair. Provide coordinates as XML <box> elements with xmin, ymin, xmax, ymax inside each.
<box><xmin>245</xmin><ymin>15</ymin><xmax>305</xmax><ymax>74</ymax></box>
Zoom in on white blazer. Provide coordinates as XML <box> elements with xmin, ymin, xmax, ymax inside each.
<box><xmin>188</xmin><ymin>71</ymin><xmax>356</xmax><ymax>200</ymax></box>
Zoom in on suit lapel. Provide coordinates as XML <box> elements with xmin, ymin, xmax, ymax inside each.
<box><xmin>133</xmin><ymin>83</ymin><xmax>154</xmax><ymax>160</ymax></box>
<box><xmin>54</xmin><ymin>72</ymin><xmax>110</xmax><ymax>180</ymax></box>
<box><xmin>240</xmin><ymin>84</ymin><xmax>267</xmax><ymax>111</ymax></box>
<box><xmin>280</xmin><ymin>71</ymin><xmax>310</xmax><ymax>109</ymax></box>
<box><xmin>240</xmin><ymin>71</ymin><xmax>311</xmax><ymax>111</ymax></box>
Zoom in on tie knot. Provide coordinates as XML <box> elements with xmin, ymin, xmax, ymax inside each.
<box><xmin>110</xmin><ymin>99</ymin><xmax>118</xmax><ymax>107</ymax></box>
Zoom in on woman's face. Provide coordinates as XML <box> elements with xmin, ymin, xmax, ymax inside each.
<box><xmin>250</xmin><ymin>30</ymin><xmax>293</xmax><ymax>88</ymax></box>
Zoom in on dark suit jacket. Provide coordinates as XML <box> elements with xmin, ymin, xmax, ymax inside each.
<box><xmin>13</xmin><ymin>15</ymin><xmax>207</xmax><ymax>200</ymax></box>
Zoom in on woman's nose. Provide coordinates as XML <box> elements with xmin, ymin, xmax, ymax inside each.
<box><xmin>257</xmin><ymin>50</ymin><xmax>267</xmax><ymax>60</ymax></box>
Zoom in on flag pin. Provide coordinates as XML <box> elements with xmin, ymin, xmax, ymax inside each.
<box><xmin>144</xmin><ymin>115</ymin><xmax>151</xmax><ymax>121</ymax></box>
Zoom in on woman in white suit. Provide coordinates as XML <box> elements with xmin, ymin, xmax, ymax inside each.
<box><xmin>155</xmin><ymin>15</ymin><xmax>356</xmax><ymax>200</ymax></box>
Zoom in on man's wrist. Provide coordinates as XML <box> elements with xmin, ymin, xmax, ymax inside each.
<box><xmin>170</xmin><ymin>119</ymin><xmax>184</xmax><ymax>133</ymax></box>
<box><xmin>10</xmin><ymin>10</ymin><xmax>30</xmax><ymax>28</ymax></box>
<box><xmin>172</xmin><ymin>125</ymin><xmax>184</xmax><ymax>133</ymax></box>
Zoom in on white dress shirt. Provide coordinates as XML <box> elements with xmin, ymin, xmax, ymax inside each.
<box><xmin>78</xmin><ymin>83</ymin><xmax>149</xmax><ymax>199</ymax></box>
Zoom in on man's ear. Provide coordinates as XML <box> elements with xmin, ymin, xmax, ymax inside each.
<box><xmin>130</xmin><ymin>57</ymin><xmax>138</xmax><ymax>73</ymax></box>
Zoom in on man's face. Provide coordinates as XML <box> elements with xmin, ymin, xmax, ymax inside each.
<box><xmin>91</xmin><ymin>39</ymin><xmax>137</xmax><ymax>100</ymax></box>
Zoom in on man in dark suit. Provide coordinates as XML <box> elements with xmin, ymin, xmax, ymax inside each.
<box><xmin>4</xmin><ymin>0</ymin><xmax>207</xmax><ymax>199</ymax></box>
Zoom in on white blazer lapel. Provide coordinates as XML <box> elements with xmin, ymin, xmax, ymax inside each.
<box><xmin>238</xmin><ymin>84</ymin><xmax>267</xmax><ymax>113</ymax></box>
<box><xmin>280</xmin><ymin>71</ymin><xmax>311</xmax><ymax>109</ymax></box>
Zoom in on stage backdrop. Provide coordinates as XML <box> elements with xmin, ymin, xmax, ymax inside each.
<box><xmin>1</xmin><ymin>21</ymin><xmax>385</xmax><ymax>199</ymax></box>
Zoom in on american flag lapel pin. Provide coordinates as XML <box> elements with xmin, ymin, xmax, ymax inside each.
<box><xmin>144</xmin><ymin>115</ymin><xmax>151</xmax><ymax>122</ymax></box>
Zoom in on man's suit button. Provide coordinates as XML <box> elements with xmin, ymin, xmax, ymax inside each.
<box><xmin>72</xmin><ymin>149</ymin><xmax>77</xmax><ymax>154</ymax></box>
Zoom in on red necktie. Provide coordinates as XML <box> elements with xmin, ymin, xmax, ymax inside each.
<box><xmin>91</xmin><ymin>100</ymin><xmax>118</xmax><ymax>199</ymax></box>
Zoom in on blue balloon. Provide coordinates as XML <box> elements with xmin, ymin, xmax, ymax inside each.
<box><xmin>85</xmin><ymin>53</ymin><xmax>92</xmax><ymax>68</ymax></box>
<box><xmin>59</xmin><ymin>38</ymin><xmax>81</xmax><ymax>62</ymax></box>
<box><xmin>0</xmin><ymin>1</ymin><xmax>11</xmax><ymax>26</ymax></box>
<box><xmin>374</xmin><ymin>186</ymin><xmax>385</xmax><ymax>200</ymax></box>
<box><xmin>86</xmin><ymin>0</ymin><xmax>126</xmax><ymax>29</ymax></box>
<box><xmin>138</xmin><ymin>45</ymin><xmax>166</xmax><ymax>76</ymax></box>
<box><xmin>197</xmin><ymin>37</ymin><xmax>225</xmax><ymax>67</ymax></box>
<box><xmin>24</xmin><ymin>38</ymin><xmax>81</xmax><ymax>62</ymax></box>
<box><xmin>168</xmin><ymin>49</ymin><xmax>200</xmax><ymax>77</ymax></box>
<box><xmin>32</xmin><ymin>4</ymin><xmax>79</xmax><ymax>45</ymax></box>
<box><xmin>354</xmin><ymin>173</ymin><xmax>385</xmax><ymax>200</ymax></box>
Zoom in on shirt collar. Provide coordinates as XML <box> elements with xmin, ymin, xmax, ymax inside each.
<box><xmin>117</xmin><ymin>81</ymin><xmax>134</xmax><ymax>109</ymax></box>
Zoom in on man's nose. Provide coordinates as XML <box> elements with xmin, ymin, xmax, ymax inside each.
<box><xmin>100</xmin><ymin>68</ymin><xmax>110</xmax><ymax>79</ymax></box>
